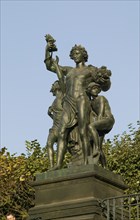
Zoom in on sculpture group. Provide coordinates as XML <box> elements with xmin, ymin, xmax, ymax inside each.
<box><xmin>44</xmin><ymin>34</ymin><xmax>115</xmax><ymax>170</ymax></box>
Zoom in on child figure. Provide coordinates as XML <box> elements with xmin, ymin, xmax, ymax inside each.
<box><xmin>45</xmin><ymin>81</ymin><xmax>64</xmax><ymax>168</ymax></box>
<box><xmin>87</xmin><ymin>82</ymin><xmax>115</xmax><ymax>167</ymax></box>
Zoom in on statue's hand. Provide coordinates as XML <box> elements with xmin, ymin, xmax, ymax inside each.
<box><xmin>46</xmin><ymin>41</ymin><xmax>57</xmax><ymax>52</ymax></box>
<box><xmin>53</xmin><ymin>55</ymin><xmax>59</xmax><ymax>67</ymax></box>
<box><xmin>46</xmin><ymin>41</ymin><xmax>54</xmax><ymax>52</ymax></box>
<box><xmin>55</xmin><ymin>55</ymin><xmax>59</xmax><ymax>64</ymax></box>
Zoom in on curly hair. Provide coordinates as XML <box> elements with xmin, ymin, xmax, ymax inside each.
<box><xmin>69</xmin><ymin>44</ymin><xmax>88</xmax><ymax>62</ymax></box>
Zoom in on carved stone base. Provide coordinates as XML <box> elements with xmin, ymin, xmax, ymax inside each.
<box><xmin>28</xmin><ymin>165</ymin><xmax>127</xmax><ymax>220</ymax></box>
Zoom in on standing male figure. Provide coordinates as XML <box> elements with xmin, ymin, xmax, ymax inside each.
<box><xmin>44</xmin><ymin>35</ymin><xmax>111</xmax><ymax>169</ymax></box>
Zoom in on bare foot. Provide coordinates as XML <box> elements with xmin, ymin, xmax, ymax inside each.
<box><xmin>48</xmin><ymin>165</ymin><xmax>61</xmax><ymax>171</ymax></box>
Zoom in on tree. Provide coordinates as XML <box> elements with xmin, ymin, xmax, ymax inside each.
<box><xmin>0</xmin><ymin>122</ymin><xmax>139</xmax><ymax>219</ymax></box>
<box><xmin>104</xmin><ymin>121</ymin><xmax>140</xmax><ymax>194</ymax></box>
<box><xmin>0</xmin><ymin>140</ymin><xmax>49</xmax><ymax>220</ymax></box>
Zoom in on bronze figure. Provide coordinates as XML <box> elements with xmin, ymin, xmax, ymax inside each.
<box><xmin>44</xmin><ymin>34</ymin><xmax>114</xmax><ymax>170</ymax></box>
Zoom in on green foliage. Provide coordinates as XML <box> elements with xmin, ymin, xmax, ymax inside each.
<box><xmin>104</xmin><ymin>121</ymin><xmax>140</xmax><ymax>194</ymax></box>
<box><xmin>0</xmin><ymin>140</ymin><xmax>49</xmax><ymax>220</ymax></box>
<box><xmin>25</xmin><ymin>140</ymin><xmax>49</xmax><ymax>175</ymax></box>
<box><xmin>0</xmin><ymin>122</ymin><xmax>139</xmax><ymax>219</ymax></box>
<box><xmin>0</xmin><ymin>148</ymin><xmax>31</xmax><ymax>220</ymax></box>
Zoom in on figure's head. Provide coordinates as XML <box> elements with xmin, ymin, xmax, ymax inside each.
<box><xmin>6</xmin><ymin>213</ymin><xmax>16</xmax><ymax>220</ymax></box>
<box><xmin>69</xmin><ymin>44</ymin><xmax>88</xmax><ymax>63</ymax></box>
<box><xmin>87</xmin><ymin>82</ymin><xmax>101</xmax><ymax>97</ymax></box>
<box><xmin>50</xmin><ymin>80</ymin><xmax>61</xmax><ymax>96</ymax></box>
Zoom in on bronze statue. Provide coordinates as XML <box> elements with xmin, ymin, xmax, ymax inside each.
<box><xmin>45</xmin><ymin>80</ymin><xmax>64</xmax><ymax>168</ymax></box>
<box><xmin>44</xmin><ymin>34</ymin><xmax>114</xmax><ymax>170</ymax></box>
<box><xmin>87</xmin><ymin>82</ymin><xmax>115</xmax><ymax>167</ymax></box>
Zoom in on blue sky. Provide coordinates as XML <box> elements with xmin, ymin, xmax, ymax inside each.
<box><xmin>1</xmin><ymin>0</ymin><xmax>139</xmax><ymax>155</ymax></box>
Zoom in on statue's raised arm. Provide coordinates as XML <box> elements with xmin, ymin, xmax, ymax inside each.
<box><xmin>44</xmin><ymin>34</ymin><xmax>72</xmax><ymax>77</ymax></box>
<box><xmin>44</xmin><ymin>34</ymin><xmax>57</xmax><ymax>72</ymax></box>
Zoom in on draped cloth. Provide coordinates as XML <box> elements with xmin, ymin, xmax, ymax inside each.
<box><xmin>60</xmin><ymin>95</ymin><xmax>78</xmax><ymax>128</ymax></box>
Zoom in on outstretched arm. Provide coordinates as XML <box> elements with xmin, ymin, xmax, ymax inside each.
<box><xmin>44</xmin><ymin>40</ymin><xmax>57</xmax><ymax>73</ymax></box>
<box><xmin>44</xmin><ymin>34</ymin><xmax>72</xmax><ymax>76</ymax></box>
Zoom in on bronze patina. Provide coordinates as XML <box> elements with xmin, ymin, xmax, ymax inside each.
<box><xmin>44</xmin><ymin>34</ymin><xmax>114</xmax><ymax>170</ymax></box>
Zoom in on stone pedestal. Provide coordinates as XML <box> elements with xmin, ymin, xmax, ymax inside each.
<box><xmin>28</xmin><ymin>165</ymin><xmax>127</xmax><ymax>220</ymax></box>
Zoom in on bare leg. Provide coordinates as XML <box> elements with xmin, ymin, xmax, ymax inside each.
<box><xmin>77</xmin><ymin>97</ymin><xmax>90</xmax><ymax>165</ymax></box>
<box><xmin>93</xmin><ymin>117</ymin><xmax>114</xmax><ymax>167</ymax></box>
<box><xmin>50</xmin><ymin>127</ymin><xmax>68</xmax><ymax>170</ymax></box>
<box><xmin>46</xmin><ymin>130</ymin><xmax>57</xmax><ymax>168</ymax></box>
<box><xmin>88</xmin><ymin>124</ymin><xmax>100</xmax><ymax>157</ymax></box>
<box><xmin>99</xmin><ymin>135</ymin><xmax>107</xmax><ymax>168</ymax></box>
<box><xmin>48</xmin><ymin>146</ymin><xmax>54</xmax><ymax>168</ymax></box>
